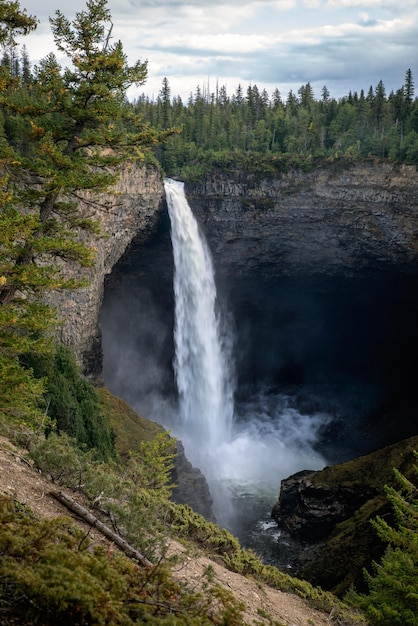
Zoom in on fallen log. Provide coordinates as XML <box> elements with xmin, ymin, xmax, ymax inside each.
<box><xmin>51</xmin><ymin>490</ymin><xmax>153</xmax><ymax>569</ymax></box>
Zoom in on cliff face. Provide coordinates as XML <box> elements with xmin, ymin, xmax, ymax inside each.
<box><xmin>186</xmin><ymin>162</ymin><xmax>418</xmax><ymax>277</ymax></box>
<box><xmin>47</xmin><ymin>164</ymin><xmax>165</xmax><ymax>374</ymax></box>
<box><xmin>55</xmin><ymin>161</ymin><xmax>418</xmax><ymax>376</ymax></box>
<box><xmin>270</xmin><ymin>435</ymin><xmax>418</xmax><ymax>594</ymax></box>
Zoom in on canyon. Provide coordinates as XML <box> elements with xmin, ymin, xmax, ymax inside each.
<box><xmin>57</xmin><ymin>160</ymin><xmax>418</xmax><ymax>379</ymax></box>
<box><xmin>51</xmin><ymin>159</ymin><xmax>418</xmax><ymax>589</ymax></box>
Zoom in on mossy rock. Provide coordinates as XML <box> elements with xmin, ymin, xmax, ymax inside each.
<box><xmin>96</xmin><ymin>387</ymin><xmax>163</xmax><ymax>457</ymax></box>
<box><xmin>278</xmin><ymin>435</ymin><xmax>418</xmax><ymax>595</ymax></box>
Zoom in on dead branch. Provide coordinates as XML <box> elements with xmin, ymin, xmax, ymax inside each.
<box><xmin>51</xmin><ymin>490</ymin><xmax>153</xmax><ymax>569</ymax></box>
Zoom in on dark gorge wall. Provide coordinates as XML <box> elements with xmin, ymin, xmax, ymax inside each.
<box><xmin>101</xmin><ymin>162</ymin><xmax>418</xmax><ymax>465</ymax></box>
<box><xmin>48</xmin><ymin>164</ymin><xmax>165</xmax><ymax>374</ymax></box>
<box><xmin>185</xmin><ymin>162</ymin><xmax>418</xmax><ymax>278</ymax></box>
<box><xmin>187</xmin><ymin>162</ymin><xmax>418</xmax><ymax>460</ymax></box>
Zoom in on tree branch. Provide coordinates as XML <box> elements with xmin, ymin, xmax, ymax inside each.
<box><xmin>51</xmin><ymin>490</ymin><xmax>154</xmax><ymax>569</ymax></box>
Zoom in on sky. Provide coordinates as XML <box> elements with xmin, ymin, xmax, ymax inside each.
<box><xmin>15</xmin><ymin>0</ymin><xmax>418</xmax><ymax>103</ymax></box>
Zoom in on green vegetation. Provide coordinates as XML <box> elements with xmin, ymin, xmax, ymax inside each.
<box><xmin>0</xmin><ymin>431</ymin><xmax>363</xmax><ymax>624</ymax></box>
<box><xmin>97</xmin><ymin>386</ymin><xmax>164</xmax><ymax>457</ymax></box>
<box><xmin>165</xmin><ymin>500</ymin><xmax>364</xmax><ymax>623</ymax></box>
<box><xmin>294</xmin><ymin>437</ymin><xmax>418</xmax><ymax>595</ymax></box>
<box><xmin>0</xmin><ymin>0</ymin><xmax>174</xmax><ymax>438</ymax></box>
<box><xmin>0</xmin><ymin>2</ymin><xmax>416</xmax><ymax>624</ymax></box>
<box><xmin>351</xmin><ymin>455</ymin><xmax>418</xmax><ymax>625</ymax></box>
<box><xmin>25</xmin><ymin>345</ymin><xmax>116</xmax><ymax>460</ymax></box>
<box><xmin>0</xmin><ymin>495</ymin><xmax>246</xmax><ymax>625</ymax></box>
<box><xmin>134</xmin><ymin>71</ymin><xmax>418</xmax><ymax>179</ymax></box>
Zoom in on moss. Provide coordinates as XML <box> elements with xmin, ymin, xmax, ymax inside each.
<box><xmin>311</xmin><ymin>436</ymin><xmax>418</xmax><ymax>491</ymax></box>
<box><xmin>96</xmin><ymin>387</ymin><xmax>163</xmax><ymax>457</ymax></box>
<box><xmin>296</xmin><ymin>437</ymin><xmax>418</xmax><ymax>595</ymax></box>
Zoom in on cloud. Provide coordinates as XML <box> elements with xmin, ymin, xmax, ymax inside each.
<box><xmin>16</xmin><ymin>0</ymin><xmax>418</xmax><ymax>101</ymax></box>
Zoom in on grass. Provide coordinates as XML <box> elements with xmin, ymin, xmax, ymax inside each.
<box><xmin>97</xmin><ymin>386</ymin><xmax>164</xmax><ymax>457</ymax></box>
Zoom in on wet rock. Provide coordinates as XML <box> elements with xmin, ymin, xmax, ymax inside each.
<box><xmin>171</xmin><ymin>440</ymin><xmax>215</xmax><ymax>521</ymax></box>
<box><xmin>271</xmin><ymin>469</ymin><xmax>378</xmax><ymax>542</ymax></box>
<box><xmin>270</xmin><ymin>435</ymin><xmax>418</xmax><ymax>593</ymax></box>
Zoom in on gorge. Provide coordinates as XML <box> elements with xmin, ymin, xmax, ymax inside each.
<box><xmin>54</xmin><ymin>159</ymin><xmax>418</xmax><ymax>583</ymax></box>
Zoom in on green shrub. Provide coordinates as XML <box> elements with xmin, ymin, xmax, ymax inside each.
<box><xmin>30</xmin><ymin>344</ymin><xmax>116</xmax><ymax>460</ymax></box>
<box><xmin>351</xmin><ymin>454</ymin><xmax>418</xmax><ymax>625</ymax></box>
<box><xmin>0</xmin><ymin>496</ymin><xmax>246</xmax><ymax>625</ymax></box>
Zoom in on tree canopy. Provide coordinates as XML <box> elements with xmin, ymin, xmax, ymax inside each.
<box><xmin>0</xmin><ymin>0</ymin><xmax>172</xmax><ymax>435</ymax></box>
<box><xmin>134</xmin><ymin>70</ymin><xmax>418</xmax><ymax>178</ymax></box>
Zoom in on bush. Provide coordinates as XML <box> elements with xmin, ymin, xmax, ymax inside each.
<box><xmin>352</xmin><ymin>454</ymin><xmax>418</xmax><ymax>625</ymax></box>
<box><xmin>0</xmin><ymin>495</ymin><xmax>245</xmax><ymax>625</ymax></box>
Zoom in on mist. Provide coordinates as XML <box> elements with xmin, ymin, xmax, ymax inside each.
<box><xmin>101</xmin><ymin>186</ymin><xmax>418</xmax><ymax>540</ymax></box>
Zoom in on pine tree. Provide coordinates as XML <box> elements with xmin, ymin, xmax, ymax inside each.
<box><xmin>0</xmin><ymin>0</ymin><xmax>37</xmax><ymax>45</ymax></box>
<box><xmin>0</xmin><ymin>0</ymin><xmax>171</xmax><ymax>431</ymax></box>
<box><xmin>354</xmin><ymin>455</ymin><xmax>418</xmax><ymax>625</ymax></box>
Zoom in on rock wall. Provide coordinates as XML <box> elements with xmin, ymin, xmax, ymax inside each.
<box><xmin>186</xmin><ymin>162</ymin><xmax>418</xmax><ymax>277</ymax></box>
<box><xmin>47</xmin><ymin>164</ymin><xmax>164</xmax><ymax>375</ymax></box>
<box><xmin>270</xmin><ymin>435</ymin><xmax>418</xmax><ymax>594</ymax></box>
<box><xmin>51</xmin><ymin>160</ymin><xmax>418</xmax><ymax>377</ymax></box>
<box><xmin>50</xmin><ymin>160</ymin><xmax>418</xmax><ymax>376</ymax></box>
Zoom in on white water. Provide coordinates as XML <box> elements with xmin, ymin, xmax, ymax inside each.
<box><xmin>165</xmin><ymin>179</ymin><xmax>234</xmax><ymax>454</ymax></box>
<box><xmin>165</xmin><ymin>178</ymin><xmax>329</xmax><ymax>526</ymax></box>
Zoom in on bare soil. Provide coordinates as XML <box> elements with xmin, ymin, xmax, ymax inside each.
<box><xmin>0</xmin><ymin>436</ymin><xmax>334</xmax><ymax>625</ymax></box>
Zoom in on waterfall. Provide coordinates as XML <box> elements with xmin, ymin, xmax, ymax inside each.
<box><xmin>165</xmin><ymin>179</ymin><xmax>234</xmax><ymax>455</ymax></box>
<box><xmin>164</xmin><ymin>178</ymin><xmax>329</xmax><ymax>529</ymax></box>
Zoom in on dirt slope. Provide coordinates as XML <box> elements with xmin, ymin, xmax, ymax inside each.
<box><xmin>0</xmin><ymin>436</ymin><xmax>336</xmax><ymax>626</ymax></box>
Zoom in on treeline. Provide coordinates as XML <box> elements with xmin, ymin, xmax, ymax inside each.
<box><xmin>133</xmin><ymin>72</ymin><xmax>418</xmax><ymax>176</ymax></box>
<box><xmin>3</xmin><ymin>34</ymin><xmax>417</xmax><ymax>178</ymax></box>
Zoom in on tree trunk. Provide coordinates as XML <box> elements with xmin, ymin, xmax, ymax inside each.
<box><xmin>51</xmin><ymin>490</ymin><xmax>154</xmax><ymax>569</ymax></box>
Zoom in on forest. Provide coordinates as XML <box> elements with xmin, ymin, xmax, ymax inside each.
<box><xmin>2</xmin><ymin>20</ymin><xmax>418</xmax><ymax>180</ymax></box>
<box><xmin>0</xmin><ymin>1</ymin><xmax>417</xmax><ymax>624</ymax></box>
<box><xmin>132</xmin><ymin>71</ymin><xmax>418</xmax><ymax>177</ymax></box>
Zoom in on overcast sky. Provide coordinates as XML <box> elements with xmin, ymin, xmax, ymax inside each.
<box><xmin>16</xmin><ymin>0</ymin><xmax>418</xmax><ymax>103</ymax></box>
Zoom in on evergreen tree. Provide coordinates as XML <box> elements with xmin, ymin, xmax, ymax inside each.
<box><xmin>159</xmin><ymin>76</ymin><xmax>172</xmax><ymax>128</ymax></box>
<box><xmin>20</xmin><ymin>43</ymin><xmax>31</xmax><ymax>85</ymax></box>
<box><xmin>0</xmin><ymin>0</ymin><xmax>170</xmax><ymax>431</ymax></box>
<box><xmin>374</xmin><ymin>79</ymin><xmax>386</xmax><ymax>129</ymax></box>
<box><xmin>354</xmin><ymin>455</ymin><xmax>418</xmax><ymax>625</ymax></box>
<box><xmin>0</xmin><ymin>0</ymin><xmax>37</xmax><ymax>45</ymax></box>
<box><xmin>405</xmin><ymin>68</ymin><xmax>414</xmax><ymax>105</ymax></box>
<box><xmin>321</xmin><ymin>85</ymin><xmax>330</xmax><ymax>103</ymax></box>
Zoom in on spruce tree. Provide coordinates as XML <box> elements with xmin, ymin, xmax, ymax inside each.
<box><xmin>354</xmin><ymin>455</ymin><xmax>418</xmax><ymax>625</ymax></box>
<box><xmin>0</xmin><ymin>0</ymin><xmax>171</xmax><ymax>431</ymax></box>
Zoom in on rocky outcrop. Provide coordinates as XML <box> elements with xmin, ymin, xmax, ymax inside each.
<box><xmin>171</xmin><ymin>440</ymin><xmax>215</xmax><ymax>521</ymax></box>
<box><xmin>271</xmin><ymin>469</ymin><xmax>378</xmax><ymax>543</ymax></box>
<box><xmin>47</xmin><ymin>164</ymin><xmax>165</xmax><ymax>374</ymax></box>
<box><xmin>270</xmin><ymin>435</ymin><xmax>418</xmax><ymax>593</ymax></box>
<box><xmin>186</xmin><ymin>162</ymin><xmax>418</xmax><ymax>277</ymax></box>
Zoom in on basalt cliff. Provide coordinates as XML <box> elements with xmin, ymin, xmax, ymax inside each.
<box><xmin>186</xmin><ymin>161</ymin><xmax>418</xmax><ymax>278</ymax></box>
<box><xmin>53</xmin><ymin>160</ymin><xmax>418</xmax><ymax>375</ymax></box>
<box><xmin>270</xmin><ymin>435</ymin><xmax>418</xmax><ymax>595</ymax></box>
<box><xmin>47</xmin><ymin>164</ymin><xmax>165</xmax><ymax>375</ymax></box>
<box><xmin>49</xmin><ymin>159</ymin><xmax>418</xmax><ymax>592</ymax></box>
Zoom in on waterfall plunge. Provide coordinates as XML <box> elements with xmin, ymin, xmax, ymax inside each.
<box><xmin>165</xmin><ymin>179</ymin><xmax>234</xmax><ymax>458</ymax></box>
<box><xmin>165</xmin><ymin>178</ymin><xmax>329</xmax><ymax>528</ymax></box>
